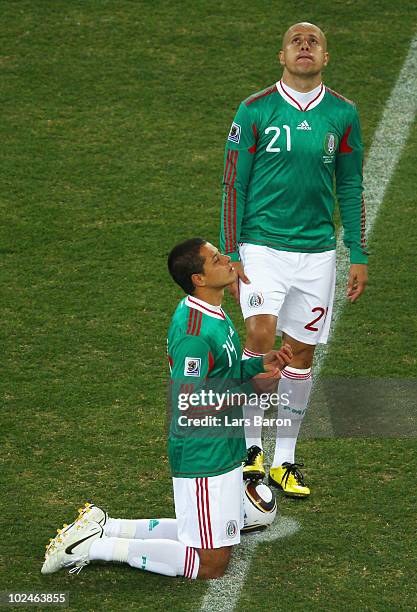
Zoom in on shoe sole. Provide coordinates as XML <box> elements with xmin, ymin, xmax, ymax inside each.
<box><xmin>243</xmin><ymin>470</ymin><xmax>265</xmax><ymax>481</ymax></box>
<box><xmin>268</xmin><ymin>476</ymin><xmax>310</xmax><ymax>497</ymax></box>
<box><xmin>241</xmin><ymin>524</ymin><xmax>267</xmax><ymax>533</ymax></box>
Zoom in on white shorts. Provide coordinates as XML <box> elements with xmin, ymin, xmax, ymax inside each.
<box><xmin>172</xmin><ymin>465</ymin><xmax>244</xmax><ymax>549</ymax></box>
<box><xmin>239</xmin><ymin>243</ymin><xmax>336</xmax><ymax>345</ymax></box>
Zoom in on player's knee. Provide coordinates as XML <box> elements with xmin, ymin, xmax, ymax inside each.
<box><xmin>199</xmin><ymin>558</ymin><xmax>229</xmax><ymax>579</ymax></box>
<box><xmin>290</xmin><ymin>345</ymin><xmax>315</xmax><ymax>368</ymax></box>
<box><xmin>206</xmin><ymin>563</ymin><xmax>228</xmax><ymax>579</ymax></box>
<box><xmin>246</xmin><ymin>319</ymin><xmax>276</xmax><ymax>352</ymax></box>
<box><xmin>209</xmin><ymin>564</ymin><xmax>227</xmax><ymax>579</ymax></box>
<box><xmin>197</xmin><ymin>547</ymin><xmax>231</xmax><ymax>579</ymax></box>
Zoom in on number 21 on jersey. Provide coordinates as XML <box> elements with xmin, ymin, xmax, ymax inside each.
<box><xmin>265</xmin><ymin>125</ymin><xmax>291</xmax><ymax>152</ymax></box>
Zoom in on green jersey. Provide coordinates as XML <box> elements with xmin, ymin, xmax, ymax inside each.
<box><xmin>220</xmin><ymin>81</ymin><xmax>368</xmax><ymax>264</ymax></box>
<box><xmin>167</xmin><ymin>295</ymin><xmax>265</xmax><ymax>478</ymax></box>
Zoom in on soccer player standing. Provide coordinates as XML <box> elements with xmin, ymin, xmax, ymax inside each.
<box><xmin>41</xmin><ymin>239</ymin><xmax>291</xmax><ymax>579</ymax></box>
<box><xmin>220</xmin><ymin>22</ymin><xmax>368</xmax><ymax>496</ymax></box>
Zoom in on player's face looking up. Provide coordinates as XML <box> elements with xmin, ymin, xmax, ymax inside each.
<box><xmin>192</xmin><ymin>242</ymin><xmax>236</xmax><ymax>291</ymax></box>
<box><xmin>279</xmin><ymin>22</ymin><xmax>329</xmax><ymax>78</ymax></box>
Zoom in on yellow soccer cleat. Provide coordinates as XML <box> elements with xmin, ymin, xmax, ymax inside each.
<box><xmin>243</xmin><ymin>445</ymin><xmax>266</xmax><ymax>480</ymax></box>
<box><xmin>268</xmin><ymin>462</ymin><xmax>310</xmax><ymax>497</ymax></box>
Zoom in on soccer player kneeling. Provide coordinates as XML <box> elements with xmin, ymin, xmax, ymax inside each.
<box><xmin>41</xmin><ymin>238</ymin><xmax>291</xmax><ymax>579</ymax></box>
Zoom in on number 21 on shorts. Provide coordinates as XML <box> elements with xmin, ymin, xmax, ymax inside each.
<box><xmin>304</xmin><ymin>307</ymin><xmax>328</xmax><ymax>332</ymax></box>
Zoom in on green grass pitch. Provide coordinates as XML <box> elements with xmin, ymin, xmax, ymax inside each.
<box><xmin>1</xmin><ymin>1</ymin><xmax>416</xmax><ymax>610</ymax></box>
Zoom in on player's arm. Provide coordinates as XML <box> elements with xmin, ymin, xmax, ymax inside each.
<box><xmin>220</xmin><ymin>102</ymin><xmax>257</xmax><ymax>299</ymax></box>
<box><xmin>171</xmin><ymin>336</ymin><xmax>258</xmax><ymax>415</ymax></box>
<box><xmin>220</xmin><ymin>102</ymin><xmax>257</xmax><ymax>262</ymax></box>
<box><xmin>240</xmin><ymin>355</ymin><xmax>265</xmax><ymax>380</ymax></box>
<box><xmin>170</xmin><ymin>336</ymin><xmax>217</xmax><ymax>416</ymax></box>
<box><xmin>335</xmin><ymin>106</ymin><xmax>368</xmax><ymax>301</ymax></box>
<box><xmin>335</xmin><ymin>106</ymin><xmax>367</xmax><ymax>264</ymax></box>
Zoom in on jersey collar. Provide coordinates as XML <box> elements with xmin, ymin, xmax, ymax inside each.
<box><xmin>185</xmin><ymin>295</ymin><xmax>226</xmax><ymax>320</ymax></box>
<box><xmin>276</xmin><ymin>80</ymin><xmax>325</xmax><ymax>112</ymax></box>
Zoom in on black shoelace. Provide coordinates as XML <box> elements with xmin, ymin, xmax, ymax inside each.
<box><xmin>244</xmin><ymin>445</ymin><xmax>262</xmax><ymax>465</ymax></box>
<box><xmin>281</xmin><ymin>462</ymin><xmax>306</xmax><ymax>486</ymax></box>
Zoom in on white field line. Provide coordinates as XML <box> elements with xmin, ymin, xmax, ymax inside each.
<box><xmin>200</xmin><ymin>518</ymin><xmax>300</xmax><ymax>612</ymax></box>
<box><xmin>201</xmin><ymin>34</ymin><xmax>417</xmax><ymax>612</ymax></box>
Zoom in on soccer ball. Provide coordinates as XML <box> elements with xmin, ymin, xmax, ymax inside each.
<box><xmin>242</xmin><ymin>480</ymin><xmax>277</xmax><ymax>533</ymax></box>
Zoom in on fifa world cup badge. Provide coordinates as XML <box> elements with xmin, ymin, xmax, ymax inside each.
<box><xmin>228</xmin><ymin>122</ymin><xmax>241</xmax><ymax>144</ymax></box>
<box><xmin>184</xmin><ymin>357</ymin><xmax>201</xmax><ymax>376</ymax></box>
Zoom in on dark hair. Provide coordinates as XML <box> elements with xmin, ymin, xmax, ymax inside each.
<box><xmin>168</xmin><ymin>238</ymin><xmax>207</xmax><ymax>295</ymax></box>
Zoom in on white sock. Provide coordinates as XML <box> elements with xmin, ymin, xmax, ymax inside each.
<box><xmin>272</xmin><ymin>366</ymin><xmax>312</xmax><ymax>467</ymax></box>
<box><xmin>89</xmin><ymin>537</ymin><xmax>120</xmax><ymax>562</ymax></box>
<box><xmin>127</xmin><ymin>539</ymin><xmax>199</xmax><ymax>578</ymax></box>
<box><xmin>105</xmin><ymin>518</ymin><xmax>178</xmax><ymax>540</ymax></box>
<box><xmin>90</xmin><ymin>536</ymin><xmax>199</xmax><ymax>579</ymax></box>
<box><xmin>242</xmin><ymin>348</ymin><xmax>265</xmax><ymax>450</ymax></box>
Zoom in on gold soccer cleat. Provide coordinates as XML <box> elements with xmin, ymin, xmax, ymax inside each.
<box><xmin>243</xmin><ymin>445</ymin><xmax>266</xmax><ymax>480</ymax></box>
<box><xmin>268</xmin><ymin>462</ymin><xmax>310</xmax><ymax>497</ymax></box>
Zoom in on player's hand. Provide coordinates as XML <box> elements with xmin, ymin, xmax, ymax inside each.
<box><xmin>227</xmin><ymin>261</ymin><xmax>250</xmax><ymax>303</ymax></box>
<box><xmin>347</xmin><ymin>264</ymin><xmax>368</xmax><ymax>303</ymax></box>
<box><xmin>251</xmin><ymin>344</ymin><xmax>292</xmax><ymax>394</ymax></box>
<box><xmin>262</xmin><ymin>343</ymin><xmax>293</xmax><ymax>378</ymax></box>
